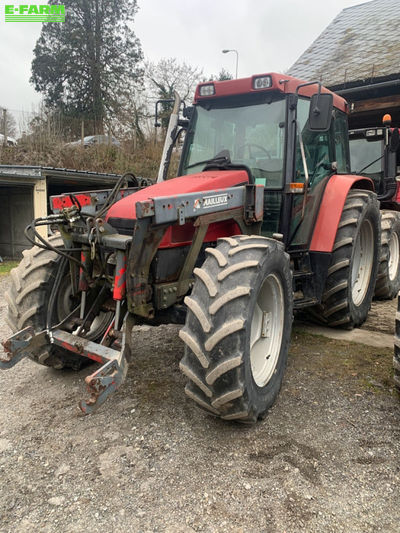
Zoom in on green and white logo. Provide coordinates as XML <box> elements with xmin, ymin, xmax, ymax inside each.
<box><xmin>4</xmin><ymin>4</ymin><xmax>65</xmax><ymax>22</ymax></box>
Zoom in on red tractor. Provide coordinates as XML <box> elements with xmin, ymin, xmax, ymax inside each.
<box><xmin>349</xmin><ymin>121</ymin><xmax>400</xmax><ymax>393</ymax></box>
<box><xmin>1</xmin><ymin>73</ymin><xmax>382</xmax><ymax>422</ymax></box>
<box><xmin>349</xmin><ymin>120</ymin><xmax>400</xmax><ymax>299</ymax></box>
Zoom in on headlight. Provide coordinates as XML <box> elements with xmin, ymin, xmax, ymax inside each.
<box><xmin>199</xmin><ymin>84</ymin><xmax>215</xmax><ymax>96</ymax></box>
<box><xmin>253</xmin><ymin>76</ymin><xmax>272</xmax><ymax>89</ymax></box>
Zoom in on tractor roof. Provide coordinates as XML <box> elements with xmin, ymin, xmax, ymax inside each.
<box><xmin>195</xmin><ymin>72</ymin><xmax>347</xmax><ymax>112</ymax></box>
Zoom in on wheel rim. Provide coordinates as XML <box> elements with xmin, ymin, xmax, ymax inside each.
<box><xmin>56</xmin><ymin>277</ymin><xmax>113</xmax><ymax>341</ymax></box>
<box><xmin>250</xmin><ymin>273</ymin><xmax>284</xmax><ymax>387</ymax></box>
<box><xmin>388</xmin><ymin>231</ymin><xmax>400</xmax><ymax>282</ymax></box>
<box><xmin>351</xmin><ymin>219</ymin><xmax>374</xmax><ymax>306</ymax></box>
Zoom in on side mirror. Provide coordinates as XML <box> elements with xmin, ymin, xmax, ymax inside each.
<box><xmin>183</xmin><ymin>106</ymin><xmax>194</xmax><ymax>120</ymax></box>
<box><xmin>390</xmin><ymin>128</ymin><xmax>400</xmax><ymax>152</ymax></box>
<box><xmin>308</xmin><ymin>93</ymin><xmax>333</xmax><ymax>131</ymax></box>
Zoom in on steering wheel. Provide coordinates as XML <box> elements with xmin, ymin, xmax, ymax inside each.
<box><xmin>239</xmin><ymin>143</ymin><xmax>272</xmax><ymax>159</ymax></box>
<box><xmin>309</xmin><ymin>158</ymin><xmax>331</xmax><ymax>185</ymax></box>
<box><xmin>121</xmin><ymin>172</ymin><xmax>139</xmax><ymax>187</ymax></box>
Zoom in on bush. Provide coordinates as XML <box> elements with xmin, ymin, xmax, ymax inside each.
<box><xmin>0</xmin><ymin>138</ymin><xmax>176</xmax><ymax>180</ymax></box>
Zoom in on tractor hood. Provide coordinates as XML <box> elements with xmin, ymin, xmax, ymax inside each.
<box><xmin>105</xmin><ymin>170</ymin><xmax>249</xmax><ymax>221</ymax></box>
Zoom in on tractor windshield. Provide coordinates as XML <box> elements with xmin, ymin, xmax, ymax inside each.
<box><xmin>180</xmin><ymin>96</ymin><xmax>286</xmax><ymax>188</ymax></box>
<box><xmin>349</xmin><ymin>137</ymin><xmax>383</xmax><ymax>180</ymax></box>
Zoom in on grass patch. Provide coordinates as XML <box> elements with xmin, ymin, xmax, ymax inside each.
<box><xmin>0</xmin><ymin>261</ymin><xmax>19</xmax><ymax>275</ymax></box>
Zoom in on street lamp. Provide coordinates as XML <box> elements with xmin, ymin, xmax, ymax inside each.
<box><xmin>222</xmin><ymin>49</ymin><xmax>239</xmax><ymax>79</ymax></box>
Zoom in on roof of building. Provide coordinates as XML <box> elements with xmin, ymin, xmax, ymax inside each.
<box><xmin>0</xmin><ymin>165</ymin><xmax>121</xmax><ymax>184</ymax></box>
<box><xmin>287</xmin><ymin>0</ymin><xmax>400</xmax><ymax>89</ymax></box>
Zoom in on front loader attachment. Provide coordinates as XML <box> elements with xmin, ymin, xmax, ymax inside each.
<box><xmin>49</xmin><ymin>329</ymin><xmax>129</xmax><ymax>414</ymax></box>
<box><xmin>1</xmin><ymin>327</ymin><xmax>47</xmax><ymax>370</ymax></box>
<box><xmin>1</xmin><ymin>321</ymin><xmax>132</xmax><ymax>415</ymax></box>
<box><xmin>1</xmin><ymin>173</ymin><xmax>264</xmax><ymax>416</ymax></box>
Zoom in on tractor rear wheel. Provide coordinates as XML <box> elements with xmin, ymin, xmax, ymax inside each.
<box><xmin>318</xmin><ymin>189</ymin><xmax>380</xmax><ymax>329</ymax></box>
<box><xmin>374</xmin><ymin>210</ymin><xmax>400</xmax><ymax>300</ymax></box>
<box><xmin>179</xmin><ymin>235</ymin><xmax>293</xmax><ymax>422</ymax></box>
<box><xmin>5</xmin><ymin>237</ymin><xmax>112</xmax><ymax>370</ymax></box>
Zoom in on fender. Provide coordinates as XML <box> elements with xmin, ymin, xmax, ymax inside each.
<box><xmin>309</xmin><ymin>174</ymin><xmax>374</xmax><ymax>253</ymax></box>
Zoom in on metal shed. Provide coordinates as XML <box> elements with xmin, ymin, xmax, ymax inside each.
<box><xmin>0</xmin><ymin>166</ymin><xmax>120</xmax><ymax>258</ymax></box>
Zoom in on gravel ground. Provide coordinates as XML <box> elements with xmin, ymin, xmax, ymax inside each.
<box><xmin>0</xmin><ymin>274</ymin><xmax>399</xmax><ymax>533</ymax></box>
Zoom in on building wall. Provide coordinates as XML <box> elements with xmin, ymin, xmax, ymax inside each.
<box><xmin>0</xmin><ymin>185</ymin><xmax>34</xmax><ymax>258</ymax></box>
<box><xmin>0</xmin><ymin>168</ymin><xmax>119</xmax><ymax>259</ymax></box>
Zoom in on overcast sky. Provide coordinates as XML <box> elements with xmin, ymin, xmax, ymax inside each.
<box><xmin>0</xmin><ymin>0</ymin><xmax>364</xmax><ymax>128</ymax></box>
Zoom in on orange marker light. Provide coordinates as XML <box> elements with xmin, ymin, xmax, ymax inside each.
<box><xmin>290</xmin><ymin>183</ymin><xmax>305</xmax><ymax>193</ymax></box>
<box><xmin>382</xmin><ymin>113</ymin><xmax>392</xmax><ymax>125</ymax></box>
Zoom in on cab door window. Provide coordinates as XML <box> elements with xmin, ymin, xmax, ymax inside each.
<box><xmin>295</xmin><ymin>98</ymin><xmax>334</xmax><ymax>186</ymax></box>
<box><xmin>334</xmin><ymin>111</ymin><xmax>350</xmax><ymax>173</ymax></box>
<box><xmin>290</xmin><ymin>98</ymin><xmax>335</xmax><ymax>246</ymax></box>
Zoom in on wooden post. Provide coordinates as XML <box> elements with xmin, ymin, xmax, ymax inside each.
<box><xmin>33</xmin><ymin>178</ymin><xmax>48</xmax><ymax>239</ymax></box>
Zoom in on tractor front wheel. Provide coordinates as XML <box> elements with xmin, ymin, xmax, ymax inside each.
<box><xmin>179</xmin><ymin>235</ymin><xmax>293</xmax><ymax>422</ymax></box>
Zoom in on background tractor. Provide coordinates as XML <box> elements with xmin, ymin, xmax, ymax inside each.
<box><xmin>1</xmin><ymin>73</ymin><xmax>385</xmax><ymax>422</ymax></box>
<box><xmin>349</xmin><ymin>120</ymin><xmax>400</xmax><ymax>299</ymax></box>
<box><xmin>348</xmin><ymin>121</ymin><xmax>400</xmax><ymax>393</ymax></box>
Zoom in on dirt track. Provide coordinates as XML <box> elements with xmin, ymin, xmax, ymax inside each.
<box><xmin>0</xmin><ymin>275</ymin><xmax>399</xmax><ymax>532</ymax></box>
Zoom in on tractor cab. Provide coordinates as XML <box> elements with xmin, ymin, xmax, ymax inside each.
<box><xmin>349</xmin><ymin>117</ymin><xmax>400</xmax><ymax>205</ymax></box>
<box><xmin>176</xmin><ymin>74</ymin><xmax>351</xmax><ymax>248</ymax></box>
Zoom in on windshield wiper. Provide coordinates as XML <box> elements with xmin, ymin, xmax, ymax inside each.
<box><xmin>186</xmin><ymin>150</ymin><xmax>231</xmax><ymax>169</ymax></box>
<box><xmin>357</xmin><ymin>154</ymin><xmax>384</xmax><ymax>174</ymax></box>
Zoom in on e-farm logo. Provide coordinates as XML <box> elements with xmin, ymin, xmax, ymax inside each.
<box><xmin>4</xmin><ymin>4</ymin><xmax>65</xmax><ymax>22</ymax></box>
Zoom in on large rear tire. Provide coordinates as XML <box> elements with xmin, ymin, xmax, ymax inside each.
<box><xmin>317</xmin><ymin>190</ymin><xmax>380</xmax><ymax>329</ymax></box>
<box><xmin>374</xmin><ymin>210</ymin><xmax>400</xmax><ymax>300</ymax></box>
<box><xmin>179</xmin><ymin>235</ymin><xmax>293</xmax><ymax>422</ymax></box>
<box><xmin>5</xmin><ymin>238</ymin><xmax>110</xmax><ymax>370</ymax></box>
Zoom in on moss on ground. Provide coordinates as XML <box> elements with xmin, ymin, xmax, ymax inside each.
<box><xmin>290</xmin><ymin>328</ymin><xmax>394</xmax><ymax>395</ymax></box>
<box><xmin>0</xmin><ymin>261</ymin><xmax>19</xmax><ymax>276</ymax></box>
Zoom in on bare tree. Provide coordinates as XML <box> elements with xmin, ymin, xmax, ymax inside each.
<box><xmin>0</xmin><ymin>109</ymin><xmax>17</xmax><ymax>138</ymax></box>
<box><xmin>144</xmin><ymin>58</ymin><xmax>203</xmax><ymax>130</ymax></box>
<box><xmin>113</xmin><ymin>87</ymin><xmax>150</xmax><ymax>146</ymax></box>
<box><xmin>145</xmin><ymin>58</ymin><xmax>203</xmax><ymax>103</ymax></box>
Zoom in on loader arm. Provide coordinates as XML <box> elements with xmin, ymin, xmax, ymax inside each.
<box><xmin>1</xmin><ymin>180</ymin><xmax>263</xmax><ymax>414</ymax></box>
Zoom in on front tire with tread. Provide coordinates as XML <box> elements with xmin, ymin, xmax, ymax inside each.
<box><xmin>179</xmin><ymin>235</ymin><xmax>293</xmax><ymax>422</ymax></box>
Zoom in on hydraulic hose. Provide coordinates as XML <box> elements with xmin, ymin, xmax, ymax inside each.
<box><xmin>24</xmin><ymin>218</ymin><xmax>87</xmax><ymax>271</ymax></box>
